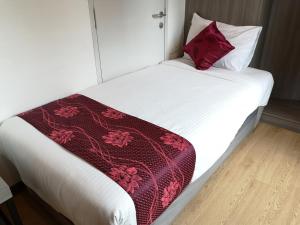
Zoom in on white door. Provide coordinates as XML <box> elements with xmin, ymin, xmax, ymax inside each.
<box><xmin>93</xmin><ymin>0</ymin><xmax>166</xmax><ymax>81</ymax></box>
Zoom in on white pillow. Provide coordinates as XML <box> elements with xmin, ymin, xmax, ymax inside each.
<box><xmin>185</xmin><ymin>13</ymin><xmax>262</xmax><ymax>71</ymax></box>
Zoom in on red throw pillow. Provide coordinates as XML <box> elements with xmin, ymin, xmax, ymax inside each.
<box><xmin>184</xmin><ymin>21</ymin><xmax>235</xmax><ymax>70</ymax></box>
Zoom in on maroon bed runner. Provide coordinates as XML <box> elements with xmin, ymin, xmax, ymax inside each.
<box><xmin>19</xmin><ymin>94</ymin><xmax>196</xmax><ymax>225</ymax></box>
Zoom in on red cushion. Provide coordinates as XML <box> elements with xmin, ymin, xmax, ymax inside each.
<box><xmin>184</xmin><ymin>21</ymin><xmax>235</xmax><ymax>70</ymax></box>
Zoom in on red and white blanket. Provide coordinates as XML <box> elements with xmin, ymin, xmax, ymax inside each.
<box><xmin>19</xmin><ymin>94</ymin><xmax>196</xmax><ymax>225</ymax></box>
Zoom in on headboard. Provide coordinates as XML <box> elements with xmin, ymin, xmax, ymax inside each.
<box><xmin>184</xmin><ymin>0</ymin><xmax>273</xmax><ymax>67</ymax></box>
<box><xmin>0</xmin><ymin>0</ymin><xmax>98</xmax><ymax>123</ymax></box>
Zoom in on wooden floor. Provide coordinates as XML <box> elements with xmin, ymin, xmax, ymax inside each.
<box><xmin>2</xmin><ymin>123</ymin><xmax>300</xmax><ymax>225</ymax></box>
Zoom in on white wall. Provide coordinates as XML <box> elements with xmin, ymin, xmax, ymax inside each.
<box><xmin>0</xmin><ymin>0</ymin><xmax>98</xmax><ymax>185</ymax></box>
<box><xmin>166</xmin><ymin>0</ymin><xmax>186</xmax><ymax>59</ymax></box>
<box><xmin>0</xmin><ymin>0</ymin><xmax>98</xmax><ymax>122</ymax></box>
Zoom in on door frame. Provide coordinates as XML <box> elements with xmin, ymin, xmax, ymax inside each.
<box><xmin>88</xmin><ymin>0</ymin><xmax>103</xmax><ymax>84</ymax></box>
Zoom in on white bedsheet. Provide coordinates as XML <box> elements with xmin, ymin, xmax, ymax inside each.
<box><xmin>0</xmin><ymin>59</ymin><xmax>273</xmax><ymax>225</ymax></box>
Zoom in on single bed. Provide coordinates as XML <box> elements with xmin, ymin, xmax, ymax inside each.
<box><xmin>0</xmin><ymin>58</ymin><xmax>273</xmax><ymax>225</ymax></box>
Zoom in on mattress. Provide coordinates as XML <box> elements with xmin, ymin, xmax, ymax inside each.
<box><xmin>0</xmin><ymin>59</ymin><xmax>273</xmax><ymax>225</ymax></box>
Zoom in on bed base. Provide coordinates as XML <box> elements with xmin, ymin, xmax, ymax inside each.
<box><xmin>22</xmin><ymin>107</ymin><xmax>263</xmax><ymax>225</ymax></box>
<box><xmin>153</xmin><ymin>107</ymin><xmax>263</xmax><ymax>225</ymax></box>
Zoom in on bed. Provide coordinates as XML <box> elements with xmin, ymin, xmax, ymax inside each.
<box><xmin>0</xmin><ymin>58</ymin><xmax>273</xmax><ymax>225</ymax></box>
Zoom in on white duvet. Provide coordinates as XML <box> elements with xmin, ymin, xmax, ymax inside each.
<box><xmin>0</xmin><ymin>59</ymin><xmax>273</xmax><ymax>225</ymax></box>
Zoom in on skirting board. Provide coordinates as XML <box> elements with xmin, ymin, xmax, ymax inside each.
<box><xmin>22</xmin><ymin>107</ymin><xmax>263</xmax><ymax>225</ymax></box>
<box><xmin>261</xmin><ymin>98</ymin><xmax>300</xmax><ymax>133</ymax></box>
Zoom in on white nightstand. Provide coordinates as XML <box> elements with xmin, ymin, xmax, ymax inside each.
<box><xmin>0</xmin><ymin>177</ymin><xmax>23</xmax><ymax>225</ymax></box>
